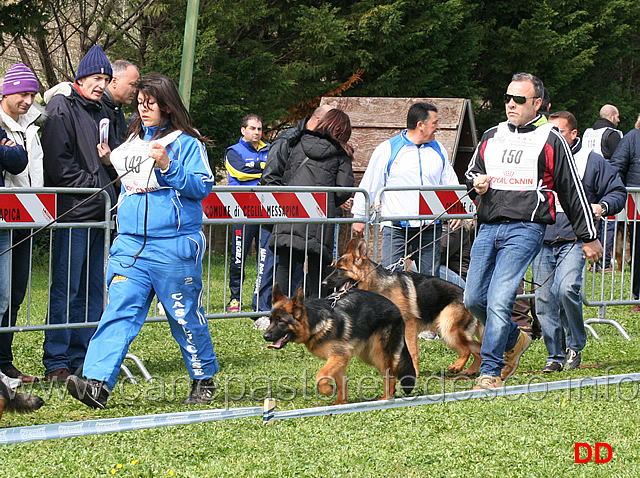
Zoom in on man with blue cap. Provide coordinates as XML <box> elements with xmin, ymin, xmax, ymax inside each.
<box><xmin>41</xmin><ymin>45</ymin><xmax>119</xmax><ymax>382</ymax></box>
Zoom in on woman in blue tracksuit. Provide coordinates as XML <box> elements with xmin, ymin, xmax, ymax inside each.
<box><xmin>67</xmin><ymin>73</ymin><xmax>218</xmax><ymax>409</ymax></box>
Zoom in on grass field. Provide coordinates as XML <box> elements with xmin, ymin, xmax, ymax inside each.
<box><xmin>1</xmin><ymin>256</ymin><xmax>640</xmax><ymax>477</ymax></box>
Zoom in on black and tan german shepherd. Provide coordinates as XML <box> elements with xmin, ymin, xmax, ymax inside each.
<box><xmin>0</xmin><ymin>379</ymin><xmax>45</xmax><ymax>422</ymax></box>
<box><xmin>264</xmin><ymin>284</ymin><xmax>416</xmax><ymax>405</ymax></box>
<box><xmin>323</xmin><ymin>237</ymin><xmax>483</xmax><ymax>377</ymax></box>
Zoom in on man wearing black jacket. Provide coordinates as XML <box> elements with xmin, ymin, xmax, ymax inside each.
<box><xmin>583</xmin><ymin>104</ymin><xmax>624</xmax><ymax>272</ymax></box>
<box><xmin>41</xmin><ymin>45</ymin><xmax>117</xmax><ymax>382</ymax></box>
<box><xmin>101</xmin><ymin>60</ymin><xmax>139</xmax><ymax>146</ymax></box>
<box><xmin>533</xmin><ymin>111</ymin><xmax>626</xmax><ymax>373</ymax></box>
<box><xmin>464</xmin><ymin>73</ymin><xmax>603</xmax><ymax>390</ymax></box>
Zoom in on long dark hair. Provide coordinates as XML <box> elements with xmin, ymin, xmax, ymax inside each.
<box><xmin>314</xmin><ymin>109</ymin><xmax>354</xmax><ymax>158</ymax></box>
<box><xmin>126</xmin><ymin>72</ymin><xmax>211</xmax><ymax>144</ymax></box>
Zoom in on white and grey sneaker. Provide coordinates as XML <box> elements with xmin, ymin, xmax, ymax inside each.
<box><xmin>0</xmin><ymin>370</ymin><xmax>22</xmax><ymax>389</ymax></box>
<box><xmin>564</xmin><ymin>349</ymin><xmax>582</xmax><ymax>370</ymax></box>
<box><xmin>253</xmin><ymin>316</ymin><xmax>271</xmax><ymax>330</ymax></box>
<box><xmin>418</xmin><ymin>330</ymin><xmax>439</xmax><ymax>340</ymax></box>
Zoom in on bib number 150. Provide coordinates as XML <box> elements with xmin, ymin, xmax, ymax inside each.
<box><xmin>501</xmin><ymin>149</ymin><xmax>522</xmax><ymax>164</ymax></box>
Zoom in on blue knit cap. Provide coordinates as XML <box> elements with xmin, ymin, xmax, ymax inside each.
<box><xmin>75</xmin><ymin>45</ymin><xmax>112</xmax><ymax>82</ymax></box>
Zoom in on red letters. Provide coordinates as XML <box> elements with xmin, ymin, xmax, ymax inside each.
<box><xmin>575</xmin><ymin>443</ymin><xmax>612</xmax><ymax>463</ymax></box>
<box><xmin>595</xmin><ymin>443</ymin><xmax>613</xmax><ymax>463</ymax></box>
<box><xmin>575</xmin><ymin>443</ymin><xmax>592</xmax><ymax>463</ymax></box>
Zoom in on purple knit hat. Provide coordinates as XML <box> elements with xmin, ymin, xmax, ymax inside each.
<box><xmin>2</xmin><ymin>63</ymin><xmax>39</xmax><ymax>96</ymax></box>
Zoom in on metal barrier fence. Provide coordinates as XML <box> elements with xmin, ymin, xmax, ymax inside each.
<box><xmin>0</xmin><ymin>188</ymin><xmax>111</xmax><ymax>333</ymax></box>
<box><xmin>1</xmin><ymin>184</ymin><xmax>636</xmax><ymax>340</ymax></box>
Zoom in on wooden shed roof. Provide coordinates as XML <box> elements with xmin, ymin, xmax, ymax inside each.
<box><xmin>319</xmin><ymin>97</ymin><xmax>478</xmax><ymax>184</ymax></box>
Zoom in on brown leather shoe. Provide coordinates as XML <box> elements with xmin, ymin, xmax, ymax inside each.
<box><xmin>46</xmin><ymin>368</ymin><xmax>71</xmax><ymax>382</ymax></box>
<box><xmin>1</xmin><ymin>365</ymin><xmax>40</xmax><ymax>383</ymax></box>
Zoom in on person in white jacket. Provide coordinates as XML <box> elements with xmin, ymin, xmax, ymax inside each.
<box><xmin>0</xmin><ymin>62</ymin><xmax>44</xmax><ymax>383</ymax></box>
<box><xmin>351</xmin><ymin>102</ymin><xmax>461</xmax><ymax>275</ymax></box>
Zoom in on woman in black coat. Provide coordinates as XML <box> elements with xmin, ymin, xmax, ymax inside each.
<box><xmin>271</xmin><ymin>109</ymin><xmax>354</xmax><ymax>297</ymax></box>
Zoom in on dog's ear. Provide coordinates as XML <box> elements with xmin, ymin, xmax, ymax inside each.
<box><xmin>273</xmin><ymin>282</ymin><xmax>285</xmax><ymax>302</ymax></box>
<box><xmin>354</xmin><ymin>238</ymin><xmax>368</xmax><ymax>263</ymax></box>
<box><xmin>294</xmin><ymin>285</ymin><xmax>305</xmax><ymax>305</ymax></box>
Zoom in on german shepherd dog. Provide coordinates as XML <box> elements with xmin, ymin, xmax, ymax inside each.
<box><xmin>323</xmin><ymin>237</ymin><xmax>483</xmax><ymax>377</ymax></box>
<box><xmin>0</xmin><ymin>379</ymin><xmax>45</xmax><ymax>422</ymax></box>
<box><xmin>264</xmin><ymin>284</ymin><xmax>416</xmax><ymax>405</ymax></box>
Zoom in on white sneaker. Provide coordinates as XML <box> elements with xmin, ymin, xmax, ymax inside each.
<box><xmin>253</xmin><ymin>316</ymin><xmax>271</xmax><ymax>330</ymax></box>
<box><xmin>419</xmin><ymin>330</ymin><xmax>439</xmax><ymax>340</ymax></box>
<box><xmin>0</xmin><ymin>370</ymin><xmax>22</xmax><ymax>389</ymax></box>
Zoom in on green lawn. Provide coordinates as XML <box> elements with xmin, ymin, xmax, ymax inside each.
<box><xmin>1</xmin><ymin>258</ymin><xmax>640</xmax><ymax>477</ymax></box>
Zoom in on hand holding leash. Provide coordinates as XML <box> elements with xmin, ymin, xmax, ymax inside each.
<box><xmin>473</xmin><ymin>175</ymin><xmax>490</xmax><ymax>195</ymax></box>
<box><xmin>150</xmin><ymin>142</ymin><xmax>170</xmax><ymax>171</ymax></box>
<box><xmin>582</xmin><ymin>239</ymin><xmax>603</xmax><ymax>264</ymax></box>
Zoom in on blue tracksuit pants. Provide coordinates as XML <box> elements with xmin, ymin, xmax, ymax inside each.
<box><xmin>83</xmin><ymin>232</ymin><xmax>218</xmax><ymax>389</ymax></box>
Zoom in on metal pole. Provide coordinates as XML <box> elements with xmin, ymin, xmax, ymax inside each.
<box><xmin>179</xmin><ymin>0</ymin><xmax>200</xmax><ymax>110</ymax></box>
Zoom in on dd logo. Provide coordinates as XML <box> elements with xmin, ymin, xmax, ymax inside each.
<box><xmin>574</xmin><ymin>443</ymin><xmax>612</xmax><ymax>463</ymax></box>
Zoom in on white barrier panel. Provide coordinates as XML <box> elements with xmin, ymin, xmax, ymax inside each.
<box><xmin>202</xmin><ymin>192</ymin><xmax>328</xmax><ymax>219</ymax></box>
<box><xmin>0</xmin><ymin>193</ymin><xmax>56</xmax><ymax>223</ymax></box>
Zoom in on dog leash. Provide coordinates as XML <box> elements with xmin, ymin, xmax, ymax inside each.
<box><xmin>379</xmin><ymin>189</ymin><xmax>473</xmax><ymax>270</ymax></box>
<box><xmin>329</xmin><ymin>190</ymin><xmax>474</xmax><ymax>305</ymax></box>
<box><xmin>0</xmin><ymin>155</ymin><xmax>155</xmax><ymax>257</ymax></box>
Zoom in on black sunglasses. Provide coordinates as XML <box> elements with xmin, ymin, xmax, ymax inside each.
<box><xmin>504</xmin><ymin>93</ymin><xmax>538</xmax><ymax>105</ymax></box>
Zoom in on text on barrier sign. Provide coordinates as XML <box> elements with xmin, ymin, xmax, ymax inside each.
<box><xmin>0</xmin><ymin>193</ymin><xmax>57</xmax><ymax>223</ymax></box>
<box><xmin>202</xmin><ymin>192</ymin><xmax>328</xmax><ymax>219</ymax></box>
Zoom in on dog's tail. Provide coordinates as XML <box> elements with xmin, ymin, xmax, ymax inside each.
<box><xmin>0</xmin><ymin>380</ymin><xmax>45</xmax><ymax>419</ymax></box>
<box><xmin>396</xmin><ymin>343</ymin><xmax>417</xmax><ymax>395</ymax></box>
<box><xmin>474</xmin><ymin>318</ymin><xmax>485</xmax><ymax>341</ymax></box>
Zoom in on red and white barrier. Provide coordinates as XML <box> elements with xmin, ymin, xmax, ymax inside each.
<box><xmin>418</xmin><ymin>190</ymin><xmax>476</xmax><ymax>216</ymax></box>
<box><xmin>202</xmin><ymin>192</ymin><xmax>328</xmax><ymax>219</ymax></box>
<box><xmin>0</xmin><ymin>193</ymin><xmax>56</xmax><ymax>223</ymax></box>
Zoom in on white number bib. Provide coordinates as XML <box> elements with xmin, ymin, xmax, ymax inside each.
<box><xmin>111</xmin><ymin>130</ymin><xmax>182</xmax><ymax>194</ymax></box>
<box><xmin>555</xmin><ymin>145</ymin><xmax>588</xmax><ymax>213</ymax></box>
<box><xmin>484</xmin><ymin>122</ymin><xmax>553</xmax><ymax>191</ymax></box>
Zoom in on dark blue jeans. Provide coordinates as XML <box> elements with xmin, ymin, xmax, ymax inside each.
<box><xmin>228</xmin><ymin>224</ymin><xmax>275</xmax><ymax>312</ymax></box>
<box><xmin>464</xmin><ymin>222</ymin><xmax>545</xmax><ymax>377</ymax></box>
<box><xmin>42</xmin><ymin>228</ymin><xmax>105</xmax><ymax>375</ymax></box>
<box><xmin>381</xmin><ymin>223</ymin><xmax>442</xmax><ymax>275</ymax></box>
<box><xmin>532</xmin><ymin>242</ymin><xmax>586</xmax><ymax>363</ymax></box>
<box><xmin>0</xmin><ymin>230</ymin><xmax>32</xmax><ymax>368</ymax></box>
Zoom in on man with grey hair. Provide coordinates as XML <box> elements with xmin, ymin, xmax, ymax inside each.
<box><xmin>464</xmin><ymin>72</ymin><xmax>602</xmax><ymax>389</ymax></box>
<box><xmin>101</xmin><ymin>60</ymin><xmax>139</xmax><ymax>145</ymax></box>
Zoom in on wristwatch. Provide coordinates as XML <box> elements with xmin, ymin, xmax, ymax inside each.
<box><xmin>599</xmin><ymin>202</ymin><xmax>609</xmax><ymax>216</ymax></box>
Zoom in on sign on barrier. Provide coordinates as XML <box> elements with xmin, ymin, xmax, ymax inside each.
<box><xmin>0</xmin><ymin>193</ymin><xmax>56</xmax><ymax>223</ymax></box>
<box><xmin>624</xmin><ymin>194</ymin><xmax>640</xmax><ymax>221</ymax></box>
<box><xmin>202</xmin><ymin>192</ymin><xmax>328</xmax><ymax>219</ymax></box>
<box><xmin>418</xmin><ymin>190</ymin><xmax>476</xmax><ymax>216</ymax></box>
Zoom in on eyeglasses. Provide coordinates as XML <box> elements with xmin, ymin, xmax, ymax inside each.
<box><xmin>503</xmin><ymin>93</ymin><xmax>538</xmax><ymax>105</ymax></box>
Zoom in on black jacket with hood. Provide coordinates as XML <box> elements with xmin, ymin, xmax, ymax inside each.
<box><xmin>42</xmin><ymin>85</ymin><xmax>118</xmax><ymax>222</ymax></box>
<box><xmin>270</xmin><ymin>129</ymin><xmax>354</xmax><ymax>260</ymax></box>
